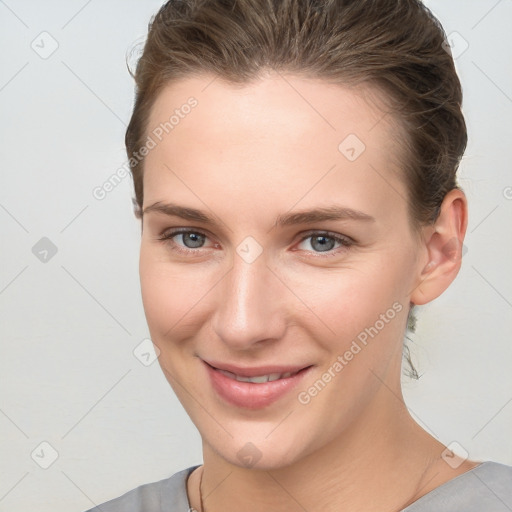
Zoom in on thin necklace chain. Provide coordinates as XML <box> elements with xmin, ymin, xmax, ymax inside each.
<box><xmin>199</xmin><ymin>466</ymin><xmax>205</xmax><ymax>512</ymax></box>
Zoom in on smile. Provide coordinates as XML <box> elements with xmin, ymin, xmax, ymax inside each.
<box><xmin>203</xmin><ymin>360</ymin><xmax>312</xmax><ymax>409</ymax></box>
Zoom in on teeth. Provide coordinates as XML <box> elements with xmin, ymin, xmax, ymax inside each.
<box><xmin>237</xmin><ymin>374</ymin><xmax>272</xmax><ymax>383</ymax></box>
<box><xmin>218</xmin><ymin>369</ymin><xmax>237</xmax><ymax>380</ymax></box>
<box><xmin>217</xmin><ymin>369</ymin><xmax>296</xmax><ymax>383</ymax></box>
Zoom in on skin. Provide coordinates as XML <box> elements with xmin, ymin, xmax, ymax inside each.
<box><xmin>139</xmin><ymin>71</ymin><xmax>476</xmax><ymax>512</ymax></box>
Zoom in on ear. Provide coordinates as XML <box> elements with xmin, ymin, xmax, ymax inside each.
<box><xmin>410</xmin><ymin>189</ymin><xmax>468</xmax><ymax>306</ymax></box>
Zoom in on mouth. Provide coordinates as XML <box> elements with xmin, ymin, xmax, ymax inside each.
<box><xmin>202</xmin><ymin>360</ymin><xmax>313</xmax><ymax>409</ymax></box>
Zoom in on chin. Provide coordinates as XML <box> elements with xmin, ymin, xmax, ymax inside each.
<box><xmin>202</xmin><ymin>425</ymin><xmax>319</xmax><ymax>472</ymax></box>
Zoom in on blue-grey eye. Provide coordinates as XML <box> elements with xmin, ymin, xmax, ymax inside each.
<box><xmin>309</xmin><ymin>235</ymin><xmax>336</xmax><ymax>252</ymax></box>
<box><xmin>179</xmin><ymin>232</ymin><xmax>205</xmax><ymax>248</ymax></box>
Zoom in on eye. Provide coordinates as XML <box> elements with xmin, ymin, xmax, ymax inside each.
<box><xmin>157</xmin><ymin>229</ymin><xmax>216</xmax><ymax>254</ymax></box>
<box><xmin>157</xmin><ymin>228</ymin><xmax>353</xmax><ymax>257</ymax></box>
<box><xmin>296</xmin><ymin>231</ymin><xmax>353</xmax><ymax>255</ymax></box>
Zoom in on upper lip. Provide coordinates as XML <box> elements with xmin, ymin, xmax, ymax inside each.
<box><xmin>203</xmin><ymin>360</ymin><xmax>312</xmax><ymax>377</ymax></box>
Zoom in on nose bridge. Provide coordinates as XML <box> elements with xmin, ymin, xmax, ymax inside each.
<box><xmin>213</xmin><ymin>249</ymin><xmax>283</xmax><ymax>348</ymax></box>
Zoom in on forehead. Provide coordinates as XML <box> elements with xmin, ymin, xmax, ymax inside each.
<box><xmin>143</xmin><ymin>73</ymin><xmax>408</xmax><ymax>221</ymax></box>
<box><xmin>147</xmin><ymin>72</ymin><xmax>398</xmax><ymax>152</ymax></box>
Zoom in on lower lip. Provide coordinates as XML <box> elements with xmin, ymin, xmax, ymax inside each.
<box><xmin>204</xmin><ymin>362</ymin><xmax>312</xmax><ymax>410</ymax></box>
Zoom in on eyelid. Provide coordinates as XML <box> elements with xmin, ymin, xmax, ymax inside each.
<box><xmin>297</xmin><ymin>229</ymin><xmax>354</xmax><ymax>245</ymax></box>
<box><xmin>158</xmin><ymin>227</ymin><xmax>212</xmax><ymax>240</ymax></box>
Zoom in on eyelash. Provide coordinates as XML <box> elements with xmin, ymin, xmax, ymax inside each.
<box><xmin>156</xmin><ymin>228</ymin><xmax>354</xmax><ymax>258</ymax></box>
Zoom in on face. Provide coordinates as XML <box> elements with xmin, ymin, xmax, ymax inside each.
<box><xmin>139</xmin><ymin>72</ymin><xmax>428</xmax><ymax>469</ymax></box>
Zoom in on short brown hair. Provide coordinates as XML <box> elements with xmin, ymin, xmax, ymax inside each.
<box><xmin>126</xmin><ymin>0</ymin><xmax>466</xmax><ymax>228</ymax></box>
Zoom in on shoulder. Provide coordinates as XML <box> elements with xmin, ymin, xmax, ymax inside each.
<box><xmin>82</xmin><ymin>465</ymin><xmax>198</xmax><ymax>512</ymax></box>
<box><xmin>404</xmin><ymin>461</ymin><xmax>512</xmax><ymax>511</ymax></box>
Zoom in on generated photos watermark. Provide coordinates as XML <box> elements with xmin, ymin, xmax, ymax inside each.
<box><xmin>92</xmin><ymin>97</ymin><xmax>198</xmax><ymax>201</ymax></box>
<box><xmin>297</xmin><ymin>301</ymin><xmax>403</xmax><ymax>405</ymax></box>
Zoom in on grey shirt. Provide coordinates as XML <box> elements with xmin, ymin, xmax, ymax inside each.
<box><xmin>85</xmin><ymin>461</ymin><xmax>512</xmax><ymax>511</ymax></box>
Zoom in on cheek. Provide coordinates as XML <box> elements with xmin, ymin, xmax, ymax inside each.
<box><xmin>279</xmin><ymin>257</ymin><xmax>409</xmax><ymax>345</ymax></box>
<box><xmin>139</xmin><ymin>251</ymin><xmax>215</xmax><ymax>401</ymax></box>
<box><xmin>139</xmin><ymin>248</ymin><xmax>210</xmax><ymax>341</ymax></box>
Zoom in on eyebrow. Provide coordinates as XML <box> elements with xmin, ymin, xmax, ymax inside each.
<box><xmin>142</xmin><ymin>201</ymin><xmax>375</xmax><ymax>226</ymax></box>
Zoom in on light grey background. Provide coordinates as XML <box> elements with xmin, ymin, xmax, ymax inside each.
<box><xmin>0</xmin><ymin>1</ymin><xmax>511</xmax><ymax>511</ymax></box>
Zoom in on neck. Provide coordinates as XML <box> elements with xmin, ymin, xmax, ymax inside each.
<box><xmin>195</xmin><ymin>386</ymin><xmax>447</xmax><ymax>512</ymax></box>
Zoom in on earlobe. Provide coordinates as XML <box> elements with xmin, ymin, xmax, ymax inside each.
<box><xmin>411</xmin><ymin>189</ymin><xmax>468</xmax><ymax>306</ymax></box>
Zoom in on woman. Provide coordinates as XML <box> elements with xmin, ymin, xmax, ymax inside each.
<box><xmin>87</xmin><ymin>0</ymin><xmax>512</xmax><ymax>510</ymax></box>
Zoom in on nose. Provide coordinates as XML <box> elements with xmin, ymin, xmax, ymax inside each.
<box><xmin>211</xmin><ymin>249</ymin><xmax>287</xmax><ymax>351</ymax></box>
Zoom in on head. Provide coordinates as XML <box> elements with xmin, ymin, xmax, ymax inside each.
<box><xmin>127</xmin><ymin>0</ymin><xmax>468</xmax><ymax>469</ymax></box>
